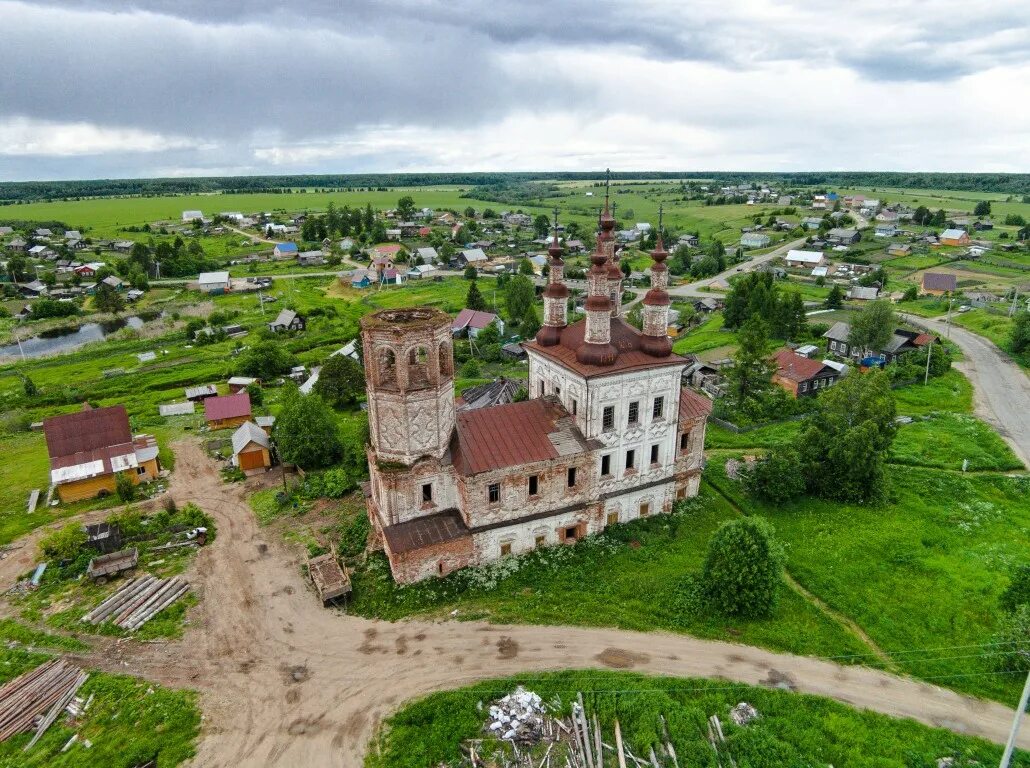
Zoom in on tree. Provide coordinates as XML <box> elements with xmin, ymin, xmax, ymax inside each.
<box><xmin>700</xmin><ymin>517</ymin><xmax>784</xmax><ymax>618</ymax></box>
<box><xmin>238</xmin><ymin>340</ymin><xmax>295</xmax><ymax>379</ymax></box>
<box><xmin>477</xmin><ymin>320</ymin><xmax>502</xmax><ymax>347</ymax></box>
<box><xmin>533</xmin><ymin>214</ymin><xmax>550</xmax><ymax>238</ymax></box>
<box><xmin>1010</xmin><ymin>311</ymin><xmax>1030</xmax><ymax>354</ymax></box>
<box><xmin>520</xmin><ymin>303</ymin><xmax>540</xmax><ymax>337</ymax></box>
<box><xmin>465</xmin><ymin>281</ymin><xmax>487</xmax><ymax>311</ymax></box>
<box><xmin>38</xmin><ymin>523</ymin><xmax>87</xmax><ymax>561</ymax></box>
<box><xmin>900</xmin><ymin>285</ymin><xmax>918</xmax><ymax>302</ymax></box>
<box><xmin>396</xmin><ymin>195</ymin><xmax>416</xmax><ymax>220</ymax></box>
<box><xmin>999</xmin><ymin>564</ymin><xmax>1030</xmax><ymax>614</ymax></box>
<box><xmin>505</xmin><ymin>274</ymin><xmax>536</xmax><ymax>321</ymax></box>
<box><xmin>6</xmin><ymin>255</ymin><xmax>26</xmax><ymax>283</ymax></box>
<box><xmin>518</xmin><ymin>258</ymin><xmax>534</xmax><ymax>275</ymax></box>
<box><xmin>273</xmin><ymin>388</ymin><xmax>343</xmax><ymax>469</ymax></box>
<box><xmin>463</xmin><ymin>265</ymin><xmax>478</xmax><ymax>280</ymax></box>
<box><xmin>824</xmin><ymin>283</ymin><xmax>844</xmax><ymax>309</ymax></box>
<box><xmin>799</xmin><ymin>369</ymin><xmax>897</xmax><ymax>503</ymax></box>
<box><xmin>463</xmin><ymin>206</ymin><xmax>477</xmax><ymax>219</ymax></box>
<box><xmin>848</xmin><ymin>300</ymin><xmax>895</xmax><ymax>357</ymax></box>
<box><xmin>991</xmin><ymin>606</ymin><xmax>1030</xmax><ymax>673</ymax></box>
<box><xmin>741</xmin><ymin>445</ymin><xmax>806</xmax><ymax>503</ymax></box>
<box><xmin>115</xmin><ymin>472</ymin><xmax>137</xmax><ymax>502</ymax></box>
<box><xmin>314</xmin><ymin>354</ymin><xmax>365</xmax><ymax>407</ymax></box>
<box><xmin>460</xmin><ymin>359</ymin><xmax>481</xmax><ymax>378</ymax></box>
<box><xmin>22</xmin><ymin>375</ymin><xmax>37</xmax><ymax>398</ymax></box>
<box><xmin>973</xmin><ymin>200</ymin><xmax>991</xmax><ymax>217</ymax></box>
<box><xmin>620</xmin><ymin>260</ymin><xmax>632</xmax><ymax>278</ymax></box>
<box><xmin>93</xmin><ymin>282</ymin><xmax>125</xmax><ymax>314</ymax></box>
<box><xmin>128</xmin><ymin>266</ymin><xmax>149</xmax><ymax>291</ymax></box>
<box><xmin>727</xmin><ymin>317</ymin><xmax>774</xmax><ymax>410</ymax></box>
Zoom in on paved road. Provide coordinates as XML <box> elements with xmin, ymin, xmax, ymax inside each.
<box><xmin>906</xmin><ymin>314</ymin><xmax>1030</xmax><ymax>468</ymax></box>
<box><xmin>35</xmin><ymin>440</ymin><xmax>1027</xmax><ymax>768</ymax></box>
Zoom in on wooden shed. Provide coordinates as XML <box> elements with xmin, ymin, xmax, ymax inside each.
<box><xmin>204</xmin><ymin>391</ymin><xmax>252</xmax><ymax>430</ymax></box>
<box><xmin>231</xmin><ymin>421</ymin><xmax>271</xmax><ymax>471</ymax></box>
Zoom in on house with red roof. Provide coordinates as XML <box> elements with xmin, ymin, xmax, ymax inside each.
<box><xmin>203</xmin><ymin>391</ymin><xmax>252</xmax><ymax>430</ymax></box>
<box><xmin>43</xmin><ymin>404</ymin><xmax>161</xmax><ymax>502</ymax></box>
<box><xmin>451</xmin><ymin>309</ymin><xmax>504</xmax><ymax>338</ymax></box>
<box><xmin>771</xmin><ymin>348</ymin><xmax>841</xmax><ymax>398</ymax></box>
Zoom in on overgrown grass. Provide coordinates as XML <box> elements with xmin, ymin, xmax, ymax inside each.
<box><xmin>893</xmin><ymin>412</ymin><xmax>1024</xmax><ymax>471</ymax></box>
<box><xmin>0</xmin><ymin>618</ymin><xmax>88</xmax><ymax>651</ymax></box>
<box><xmin>706</xmin><ymin>459</ymin><xmax>1030</xmax><ymax>703</ymax></box>
<box><xmin>367</xmin><ymin>670</ymin><xmax>1028</xmax><ymax>768</ymax></box>
<box><xmin>350</xmin><ymin>489</ymin><xmax>869</xmax><ymax>661</ymax></box>
<box><xmin>0</xmin><ymin>647</ymin><xmax>200</xmax><ymax>768</ymax></box>
<box><xmin>671</xmin><ymin>313</ymin><xmax>737</xmax><ymax>355</ymax></box>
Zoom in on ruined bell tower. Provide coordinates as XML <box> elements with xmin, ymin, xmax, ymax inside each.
<box><xmin>360</xmin><ymin>308</ymin><xmax>456</xmax><ymax>464</ymax></box>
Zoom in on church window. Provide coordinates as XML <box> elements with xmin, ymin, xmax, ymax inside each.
<box><xmin>488</xmin><ymin>483</ymin><xmax>500</xmax><ymax>503</ymax></box>
<box><xmin>627</xmin><ymin>401</ymin><xmax>639</xmax><ymax>425</ymax></box>
<box><xmin>528</xmin><ymin>475</ymin><xmax>539</xmax><ymax>496</ymax></box>
<box><xmin>567</xmin><ymin>467</ymin><xmax>577</xmax><ymax>488</ymax></box>
<box><xmin>652</xmin><ymin>396</ymin><xmax>665</xmax><ymax>419</ymax></box>
<box><xmin>602</xmin><ymin>406</ymin><xmax>615</xmax><ymax>431</ymax></box>
<box><xmin>650</xmin><ymin>444</ymin><xmax>659</xmax><ymax>465</ymax></box>
<box><xmin>625</xmin><ymin>449</ymin><xmax>636</xmax><ymax>472</ymax></box>
<box><xmin>600</xmin><ymin>454</ymin><xmax>611</xmax><ymax>476</ymax></box>
<box><xmin>421</xmin><ymin>483</ymin><xmax>432</xmax><ymax>503</ymax></box>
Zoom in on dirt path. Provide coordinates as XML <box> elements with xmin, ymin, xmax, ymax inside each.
<box><xmin>34</xmin><ymin>439</ymin><xmax>1010</xmax><ymax>767</ymax></box>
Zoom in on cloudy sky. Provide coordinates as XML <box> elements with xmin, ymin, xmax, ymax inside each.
<box><xmin>2</xmin><ymin>0</ymin><xmax>1029</xmax><ymax>180</ymax></box>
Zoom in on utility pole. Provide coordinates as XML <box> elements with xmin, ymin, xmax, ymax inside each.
<box><xmin>1010</xmin><ymin>286</ymin><xmax>1021</xmax><ymax>317</ymax></box>
<box><xmin>946</xmin><ymin>297</ymin><xmax>954</xmax><ymax>339</ymax></box>
<box><xmin>999</xmin><ymin>666</ymin><xmax>1030</xmax><ymax>768</ymax></box>
<box><xmin>924</xmin><ymin>340</ymin><xmax>932</xmax><ymax>385</ymax></box>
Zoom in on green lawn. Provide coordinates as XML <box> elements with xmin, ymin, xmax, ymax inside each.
<box><xmin>892</xmin><ymin>412</ymin><xmax>1024</xmax><ymax>471</ymax></box>
<box><xmin>0</xmin><ymin>646</ymin><xmax>200</xmax><ymax>768</ymax></box>
<box><xmin>368</xmin><ymin>671</ymin><xmax>1029</xmax><ymax>768</ymax></box>
<box><xmin>707</xmin><ymin>461</ymin><xmax>1030</xmax><ymax>703</ymax></box>
<box><xmin>671</xmin><ymin>313</ymin><xmax>737</xmax><ymax>355</ymax></box>
<box><xmin>350</xmin><ymin>488</ymin><xmax>869</xmax><ymax>662</ymax></box>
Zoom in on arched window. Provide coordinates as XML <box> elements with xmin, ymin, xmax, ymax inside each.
<box><xmin>407</xmin><ymin>346</ymin><xmax>430</xmax><ymax>388</ymax></box>
<box><xmin>377</xmin><ymin>347</ymin><xmax>397</xmax><ymax>387</ymax></box>
<box><xmin>438</xmin><ymin>341</ymin><xmax>453</xmax><ymax>377</ymax></box>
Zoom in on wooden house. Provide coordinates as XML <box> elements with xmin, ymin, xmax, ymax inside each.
<box><xmin>231</xmin><ymin>421</ymin><xmax>271</xmax><ymax>471</ymax></box>
<box><xmin>921</xmin><ymin>272</ymin><xmax>957</xmax><ymax>295</ymax></box>
<box><xmin>771</xmin><ymin>349</ymin><xmax>840</xmax><ymax>398</ymax></box>
<box><xmin>44</xmin><ymin>404</ymin><xmax>161</xmax><ymax>503</ymax></box>
<box><xmin>204</xmin><ymin>391</ymin><xmax>252</xmax><ymax>430</ymax></box>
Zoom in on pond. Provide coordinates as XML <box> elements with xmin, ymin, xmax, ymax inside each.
<box><xmin>0</xmin><ymin>315</ymin><xmax>154</xmax><ymax>359</ymax></box>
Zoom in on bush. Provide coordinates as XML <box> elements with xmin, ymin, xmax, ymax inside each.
<box><xmin>741</xmin><ymin>446</ymin><xmax>806</xmax><ymax>503</ymax></box>
<box><xmin>999</xmin><ymin>564</ymin><xmax>1030</xmax><ymax>613</ymax></box>
<box><xmin>991</xmin><ymin>605</ymin><xmax>1030</xmax><ymax>672</ymax></box>
<box><xmin>340</xmin><ymin>514</ymin><xmax>371</xmax><ymax>558</ymax></box>
<box><xmin>115</xmin><ymin>473</ymin><xmax>137</xmax><ymax>502</ymax></box>
<box><xmin>460</xmin><ymin>359</ymin><xmax>481</xmax><ymax>378</ymax></box>
<box><xmin>39</xmin><ymin>523</ymin><xmax>88</xmax><ymax>561</ymax></box>
<box><xmin>699</xmin><ymin>517</ymin><xmax>783</xmax><ymax>618</ymax></box>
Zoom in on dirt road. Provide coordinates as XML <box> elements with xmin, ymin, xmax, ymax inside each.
<box><xmin>46</xmin><ymin>440</ymin><xmax>1018</xmax><ymax>768</ymax></box>
<box><xmin>906</xmin><ymin>314</ymin><xmax>1030</xmax><ymax>468</ymax></box>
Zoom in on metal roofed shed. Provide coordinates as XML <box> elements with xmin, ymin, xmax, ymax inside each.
<box><xmin>184</xmin><ymin>384</ymin><xmax>218</xmax><ymax>401</ymax></box>
<box><xmin>159</xmin><ymin>401</ymin><xmax>196</xmax><ymax>417</ymax></box>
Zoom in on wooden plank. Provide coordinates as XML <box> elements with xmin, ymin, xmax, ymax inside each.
<box><xmin>26</xmin><ymin>490</ymin><xmax>39</xmax><ymax>514</ymax></box>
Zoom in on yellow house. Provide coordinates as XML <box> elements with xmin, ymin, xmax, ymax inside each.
<box><xmin>44</xmin><ymin>404</ymin><xmax>161</xmax><ymax>503</ymax></box>
<box><xmin>232</xmin><ymin>421</ymin><xmax>272</xmax><ymax>472</ymax></box>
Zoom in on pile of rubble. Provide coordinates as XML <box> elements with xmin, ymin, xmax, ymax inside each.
<box><xmin>730</xmin><ymin>702</ymin><xmax>759</xmax><ymax>726</ymax></box>
<box><xmin>486</xmin><ymin>686</ymin><xmax>547</xmax><ymax>745</ymax></box>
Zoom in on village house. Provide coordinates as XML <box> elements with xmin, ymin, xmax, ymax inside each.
<box><xmin>273</xmin><ymin>242</ymin><xmax>299</xmax><ymax>259</ymax></box>
<box><xmin>740</xmin><ymin>232</ymin><xmax>771</xmax><ymax>249</ymax></box>
<box><xmin>827</xmin><ymin>228</ymin><xmax>860</xmax><ymax>245</ymax></box>
<box><xmin>204</xmin><ymin>391</ymin><xmax>252</xmax><ymax>430</ymax></box>
<box><xmin>44</xmin><ymin>404</ymin><xmax>161</xmax><ymax>503</ymax></box>
<box><xmin>771</xmin><ymin>348</ymin><xmax>840</xmax><ymax>398</ymax></box>
<box><xmin>268</xmin><ymin>308</ymin><xmax>306</xmax><ymax>333</ymax></box>
<box><xmin>965</xmin><ymin>291</ymin><xmax>999</xmax><ymax>307</ymax></box>
<box><xmin>824</xmin><ymin>322</ymin><xmax>935</xmax><ymax>364</ymax></box>
<box><xmin>361</xmin><ymin>198</ymin><xmax>710</xmax><ymax>584</ymax></box>
<box><xmin>922</xmin><ymin>272</ymin><xmax>957</xmax><ymax>295</ymax></box>
<box><xmin>350</xmin><ymin>269</ymin><xmax>376</xmax><ymax>289</ymax></box>
<box><xmin>297</xmin><ymin>250</ymin><xmax>325</xmax><ymax>266</ymax></box>
<box><xmin>801</xmin><ymin>217</ymin><xmax>822</xmax><ymax>230</ymax></box>
<box><xmin>940</xmin><ymin>228</ymin><xmax>971</xmax><ymax>247</ymax></box>
<box><xmin>7</xmin><ymin>238</ymin><xmax>27</xmax><ymax>251</ymax></box>
<box><xmin>198</xmin><ymin>271</ymin><xmax>231</xmax><ymax>293</ymax></box>
<box><xmin>113</xmin><ymin>240</ymin><xmax>135</xmax><ymax>253</ymax></box>
<box><xmin>847</xmin><ymin>286</ymin><xmax>880</xmax><ymax>301</ymax></box>
<box><xmin>452</xmin><ymin>308</ymin><xmax>503</xmax><ymax>338</ymax></box>
<box><xmin>182</xmin><ymin>210</ymin><xmax>204</xmax><ymax>222</ymax></box>
<box><xmin>415</xmin><ymin>247</ymin><xmax>439</xmax><ymax>264</ymax></box>
<box><xmin>231</xmin><ymin>421</ymin><xmax>272</xmax><ymax>472</ymax></box>
<box><xmin>785</xmin><ymin>249</ymin><xmax>825</xmax><ymax>268</ymax></box>
<box><xmin>227</xmin><ymin>376</ymin><xmax>258</xmax><ymax>393</ymax></box>
<box><xmin>456</xmin><ymin>248</ymin><xmax>488</xmax><ymax>268</ymax></box>
<box><xmin>887</xmin><ymin>243</ymin><xmax>912</xmax><ymax>257</ymax></box>
<box><xmin>874</xmin><ymin>225</ymin><xmax>898</xmax><ymax>238</ymax></box>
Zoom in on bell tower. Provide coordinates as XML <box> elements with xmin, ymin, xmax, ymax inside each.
<box><xmin>360</xmin><ymin>308</ymin><xmax>456</xmax><ymax>464</ymax></box>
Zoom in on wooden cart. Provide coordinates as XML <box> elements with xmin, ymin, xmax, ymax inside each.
<box><xmin>308</xmin><ymin>552</ymin><xmax>351</xmax><ymax>606</ymax></box>
<box><xmin>86</xmin><ymin>547</ymin><xmax>138</xmax><ymax>585</ymax></box>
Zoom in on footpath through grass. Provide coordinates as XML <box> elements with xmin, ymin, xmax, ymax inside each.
<box><xmin>367</xmin><ymin>670</ymin><xmax>1029</xmax><ymax>768</ymax></box>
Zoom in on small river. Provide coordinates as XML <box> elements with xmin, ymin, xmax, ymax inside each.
<box><xmin>0</xmin><ymin>316</ymin><xmax>151</xmax><ymax>359</ymax></box>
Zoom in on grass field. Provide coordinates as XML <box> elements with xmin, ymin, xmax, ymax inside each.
<box><xmin>367</xmin><ymin>670</ymin><xmax>1029</xmax><ymax>768</ymax></box>
<box><xmin>0</xmin><ymin>644</ymin><xmax>199</xmax><ymax>768</ymax></box>
<box><xmin>671</xmin><ymin>313</ymin><xmax>737</xmax><ymax>355</ymax></box>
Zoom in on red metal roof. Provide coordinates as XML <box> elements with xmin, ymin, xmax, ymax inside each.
<box><xmin>453</xmin><ymin>308</ymin><xmax>498</xmax><ymax>331</ymax></box>
<box><xmin>203</xmin><ymin>391</ymin><xmax>252</xmax><ymax>422</ymax></box>
<box><xmin>524</xmin><ymin>317</ymin><xmax>685</xmax><ymax>378</ymax></box>
<box><xmin>453</xmin><ymin>397</ymin><xmax>587</xmax><ymax>475</ymax></box>
<box><xmin>913</xmin><ymin>333</ymin><xmax>935</xmax><ymax>346</ymax></box>
<box><xmin>678</xmin><ymin>388</ymin><xmax>713</xmax><ymax>423</ymax></box>
<box><xmin>44</xmin><ymin>405</ymin><xmax>132</xmax><ymax>466</ymax></box>
<box><xmin>772</xmin><ymin>348</ymin><xmax>830</xmax><ymax>383</ymax></box>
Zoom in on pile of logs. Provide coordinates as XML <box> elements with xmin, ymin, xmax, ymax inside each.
<box><xmin>0</xmin><ymin>658</ymin><xmax>88</xmax><ymax>749</ymax></box>
<box><xmin>81</xmin><ymin>575</ymin><xmax>190</xmax><ymax>631</ymax></box>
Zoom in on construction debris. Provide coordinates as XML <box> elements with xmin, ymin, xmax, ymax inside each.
<box><xmin>729</xmin><ymin>702</ymin><xmax>759</xmax><ymax>726</ymax></box>
<box><xmin>81</xmin><ymin>575</ymin><xmax>190</xmax><ymax>631</ymax></box>
<box><xmin>487</xmin><ymin>686</ymin><xmax>547</xmax><ymax>745</ymax></box>
<box><xmin>0</xmin><ymin>658</ymin><xmax>88</xmax><ymax>748</ymax></box>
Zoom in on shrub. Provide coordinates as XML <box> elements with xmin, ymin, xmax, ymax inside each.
<box><xmin>700</xmin><ymin>517</ymin><xmax>783</xmax><ymax>618</ymax></box>
<box><xmin>741</xmin><ymin>446</ymin><xmax>806</xmax><ymax>503</ymax></box>
<box><xmin>340</xmin><ymin>514</ymin><xmax>371</xmax><ymax>558</ymax></box>
<box><xmin>991</xmin><ymin>605</ymin><xmax>1030</xmax><ymax>672</ymax></box>
<box><xmin>999</xmin><ymin>564</ymin><xmax>1030</xmax><ymax>613</ymax></box>
<box><xmin>115</xmin><ymin>472</ymin><xmax>137</xmax><ymax>502</ymax></box>
<box><xmin>39</xmin><ymin>523</ymin><xmax>88</xmax><ymax>561</ymax></box>
<box><xmin>460</xmin><ymin>359</ymin><xmax>481</xmax><ymax>378</ymax></box>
